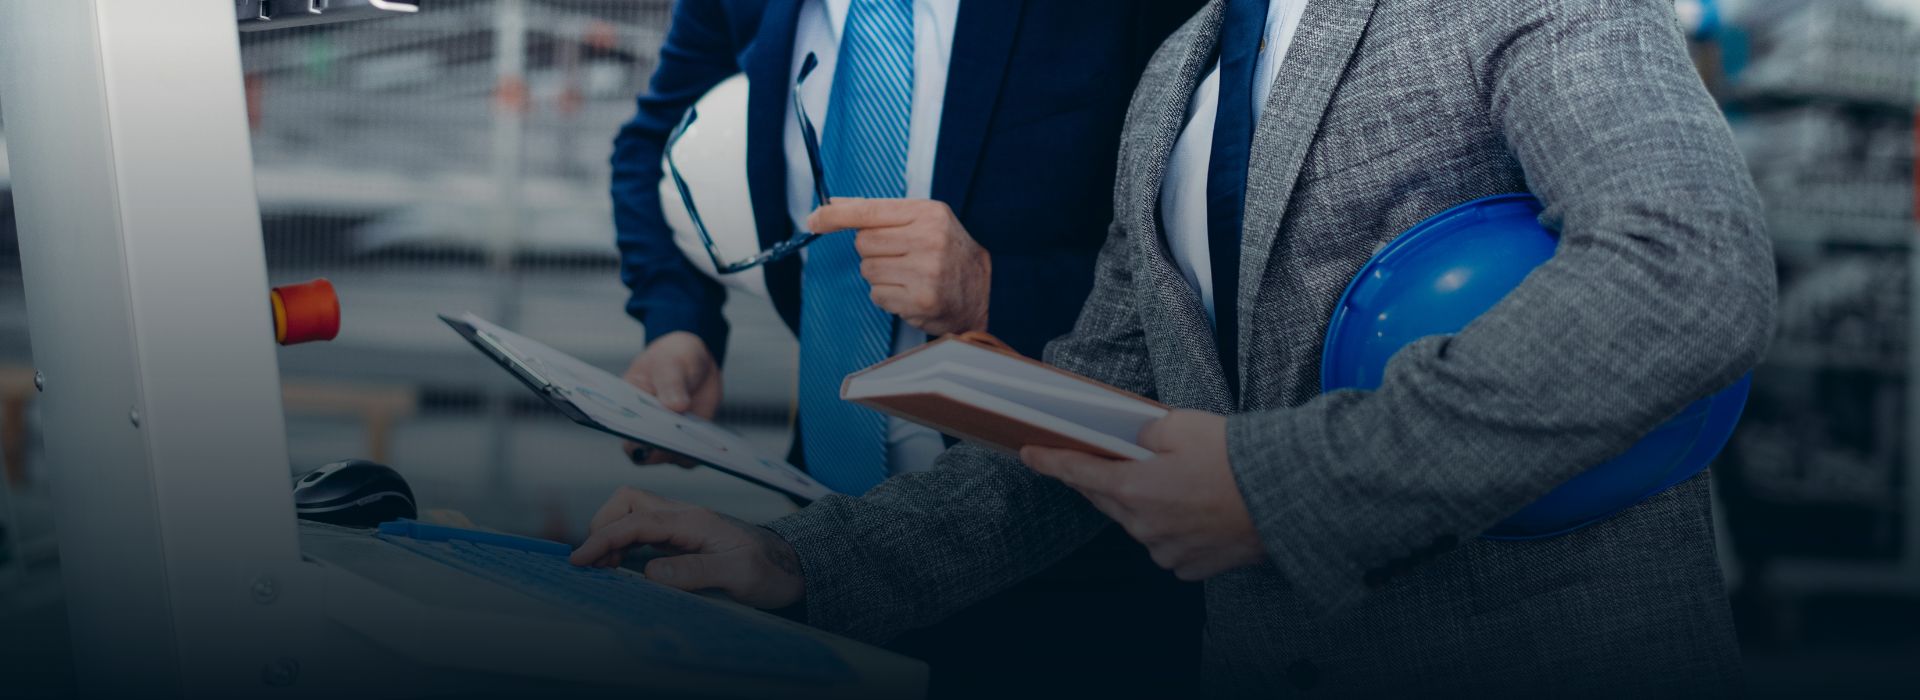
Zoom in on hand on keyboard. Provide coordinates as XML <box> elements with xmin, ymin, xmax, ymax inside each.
<box><xmin>378</xmin><ymin>520</ymin><xmax>849</xmax><ymax>682</ymax></box>
<box><xmin>572</xmin><ymin>486</ymin><xmax>805</xmax><ymax>610</ymax></box>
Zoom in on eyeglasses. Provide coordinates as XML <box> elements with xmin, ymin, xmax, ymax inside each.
<box><xmin>666</xmin><ymin>52</ymin><xmax>833</xmax><ymax>274</ymax></box>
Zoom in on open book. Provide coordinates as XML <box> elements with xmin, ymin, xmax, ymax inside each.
<box><xmin>841</xmin><ymin>333</ymin><xmax>1169</xmax><ymax>461</ymax></box>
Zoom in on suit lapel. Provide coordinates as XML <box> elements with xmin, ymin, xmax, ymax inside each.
<box><xmin>1130</xmin><ymin>1</ymin><xmax>1236</xmax><ymax>413</ymax></box>
<box><xmin>1130</xmin><ymin>3</ymin><xmax>1222</xmax><ymax>275</ymax></box>
<box><xmin>744</xmin><ymin>0</ymin><xmax>807</xmax><ymax>330</ymax></box>
<box><xmin>1234</xmin><ymin>0</ymin><xmax>1378</xmax><ymax>400</ymax></box>
<box><xmin>930</xmin><ymin>0</ymin><xmax>1026</xmax><ymax>212</ymax></box>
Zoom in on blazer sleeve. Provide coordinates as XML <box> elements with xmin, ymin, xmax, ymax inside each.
<box><xmin>764</xmin><ymin>212</ymin><xmax>1159</xmax><ymax>643</ymax></box>
<box><xmin>1225</xmin><ymin>0</ymin><xmax>1777</xmax><ymax>616</ymax></box>
<box><xmin>611</xmin><ymin>0</ymin><xmax>741</xmax><ymax>357</ymax></box>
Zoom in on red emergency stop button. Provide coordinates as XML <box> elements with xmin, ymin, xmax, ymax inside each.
<box><xmin>271</xmin><ymin>278</ymin><xmax>341</xmax><ymax>345</ymax></box>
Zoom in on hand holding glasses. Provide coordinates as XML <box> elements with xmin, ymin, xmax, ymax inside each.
<box><xmin>665</xmin><ymin>52</ymin><xmax>834</xmax><ymax>274</ymax></box>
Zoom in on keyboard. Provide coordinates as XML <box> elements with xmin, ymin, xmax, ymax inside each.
<box><xmin>375</xmin><ymin>520</ymin><xmax>852</xmax><ymax>684</ymax></box>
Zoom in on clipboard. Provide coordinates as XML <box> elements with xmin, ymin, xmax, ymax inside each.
<box><xmin>441</xmin><ymin>313</ymin><xmax>833</xmax><ymax>502</ymax></box>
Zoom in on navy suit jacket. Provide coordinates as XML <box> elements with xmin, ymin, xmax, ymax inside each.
<box><xmin>612</xmin><ymin>0</ymin><xmax>1205</xmax><ymax>362</ymax></box>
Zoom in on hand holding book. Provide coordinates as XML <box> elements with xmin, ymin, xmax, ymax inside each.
<box><xmin>1020</xmin><ymin>410</ymin><xmax>1264</xmax><ymax>582</ymax></box>
<box><xmin>844</xmin><ymin>335</ymin><xmax>1262</xmax><ymax>581</ymax></box>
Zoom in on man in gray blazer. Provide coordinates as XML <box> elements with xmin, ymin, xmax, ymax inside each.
<box><xmin>572</xmin><ymin>0</ymin><xmax>1775</xmax><ymax>695</ymax></box>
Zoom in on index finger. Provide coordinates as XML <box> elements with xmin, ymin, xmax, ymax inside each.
<box><xmin>806</xmin><ymin>198</ymin><xmax>919</xmax><ymax>233</ymax></box>
<box><xmin>1020</xmin><ymin>446</ymin><xmax>1126</xmax><ymax>495</ymax></box>
<box><xmin>570</xmin><ymin>510</ymin><xmax>696</xmax><ymax>566</ymax></box>
<box><xmin>588</xmin><ymin>487</ymin><xmax>667</xmax><ymax>535</ymax></box>
<box><xmin>852</xmin><ymin>226</ymin><xmax>920</xmax><ymax>259</ymax></box>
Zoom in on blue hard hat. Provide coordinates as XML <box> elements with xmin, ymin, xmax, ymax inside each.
<box><xmin>1321</xmin><ymin>194</ymin><xmax>1751</xmax><ymax>540</ymax></box>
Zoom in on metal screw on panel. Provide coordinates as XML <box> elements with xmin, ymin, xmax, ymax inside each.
<box><xmin>128</xmin><ymin>408</ymin><xmax>141</xmax><ymax>428</ymax></box>
<box><xmin>250</xmin><ymin>576</ymin><xmax>278</xmax><ymax>604</ymax></box>
<box><xmin>33</xmin><ymin>371</ymin><xmax>44</xmax><ymax>392</ymax></box>
<box><xmin>261</xmin><ymin>657</ymin><xmax>300</xmax><ymax>687</ymax></box>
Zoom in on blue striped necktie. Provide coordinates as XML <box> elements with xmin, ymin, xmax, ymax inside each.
<box><xmin>799</xmin><ymin>0</ymin><xmax>914</xmax><ymax>494</ymax></box>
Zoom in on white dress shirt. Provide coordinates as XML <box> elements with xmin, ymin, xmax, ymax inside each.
<box><xmin>1161</xmin><ymin>0</ymin><xmax>1309</xmax><ymax>321</ymax></box>
<box><xmin>785</xmin><ymin>0</ymin><xmax>961</xmax><ymax>476</ymax></box>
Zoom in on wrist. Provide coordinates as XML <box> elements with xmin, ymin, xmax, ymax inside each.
<box><xmin>968</xmin><ymin>250</ymin><xmax>993</xmax><ymax>332</ymax></box>
<box><xmin>760</xmin><ymin>526</ymin><xmax>807</xmax><ymax>607</ymax></box>
<box><xmin>638</xmin><ymin>306</ymin><xmax>729</xmax><ymax>363</ymax></box>
<box><xmin>650</xmin><ymin>330</ymin><xmax>715</xmax><ymax>362</ymax></box>
<box><xmin>736</xmin><ymin>518</ymin><xmax>806</xmax><ymax>607</ymax></box>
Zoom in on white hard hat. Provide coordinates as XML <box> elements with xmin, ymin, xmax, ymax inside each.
<box><xmin>659</xmin><ymin>73</ymin><xmax>769</xmax><ymax>299</ymax></box>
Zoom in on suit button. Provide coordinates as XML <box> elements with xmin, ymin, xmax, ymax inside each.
<box><xmin>1286</xmin><ymin>659</ymin><xmax>1320</xmax><ymax>690</ymax></box>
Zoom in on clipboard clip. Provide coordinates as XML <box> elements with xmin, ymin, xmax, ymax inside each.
<box><xmin>473</xmin><ymin>328</ymin><xmax>561</xmax><ymax>395</ymax></box>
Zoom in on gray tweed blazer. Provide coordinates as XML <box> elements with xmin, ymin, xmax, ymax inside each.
<box><xmin>768</xmin><ymin>0</ymin><xmax>1776</xmax><ymax>696</ymax></box>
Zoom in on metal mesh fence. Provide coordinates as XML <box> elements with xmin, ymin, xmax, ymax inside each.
<box><xmin>241</xmin><ymin>0</ymin><xmax>671</xmax><ymax>275</ymax></box>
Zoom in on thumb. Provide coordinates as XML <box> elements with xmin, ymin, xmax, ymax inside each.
<box><xmin>623</xmin><ymin>368</ymin><xmax>656</xmax><ymax>395</ymax></box>
<box><xmin>1137</xmin><ymin>412</ymin><xmax>1180</xmax><ymax>453</ymax></box>
<box><xmin>645</xmin><ymin>552</ymin><xmax>746</xmax><ymax>595</ymax></box>
<box><xmin>652</xmin><ymin>365</ymin><xmax>691</xmax><ymax>413</ymax></box>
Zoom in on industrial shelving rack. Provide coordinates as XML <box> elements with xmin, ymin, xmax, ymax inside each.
<box><xmin>1711</xmin><ymin>0</ymin><xmax>1920</xmax><ymax>602</ymax></box>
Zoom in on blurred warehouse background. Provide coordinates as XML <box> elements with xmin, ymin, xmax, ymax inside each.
<box><xmin>2</xmin><ymin>0</ymin><xmax>1919</xmax><ymax>695</ymax></box>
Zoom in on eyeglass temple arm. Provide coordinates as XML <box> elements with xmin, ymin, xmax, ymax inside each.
<box><xmin>664</xmin><ymin>107</ymin><xmax>726</xmax><ymax>260</ymax></box>
<box><xmin>715</xmin><ymin>233</ymin><xmax>821</xmax><ymax>275</ymax></box>
<box><xmin>795</xmin><ymin>52</ymin><xmax>833</xmax><ymax>209</ymax></box>
<box><xmin>664</xmin><ymin>53</ymin><xmax>834</xmax><ymax>275</ymax></box>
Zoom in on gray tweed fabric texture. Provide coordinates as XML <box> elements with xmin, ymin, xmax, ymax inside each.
<box><xmin>768</xmin><ymin>0</ymin><xmax>1776</xmax><ymax>695</ymax></box>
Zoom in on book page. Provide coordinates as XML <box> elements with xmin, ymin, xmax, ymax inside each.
<box><xmin>894</xmin><ymin>379</ymin><xmax>1155</xmax><ymax>460</ymax></box>
<box><xmin>846</xmin><ymin>338</ymin><xmax>1168</xmax><ymax>454</ymax></box>
<box><xmin>923</xmin><ymin>363</ymin><xmax>1167</xmax><ymax>444</ymax></box>
<box><xmin>863</xmin><ymin>341</ymin><xmax>1148</xmax><ymax>407</ymax></box>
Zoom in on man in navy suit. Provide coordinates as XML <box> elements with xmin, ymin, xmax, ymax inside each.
<box><xmin>608</xmin><ymin>0</ymin><xmax>1203</xmax><ymax>693</ymax></box>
